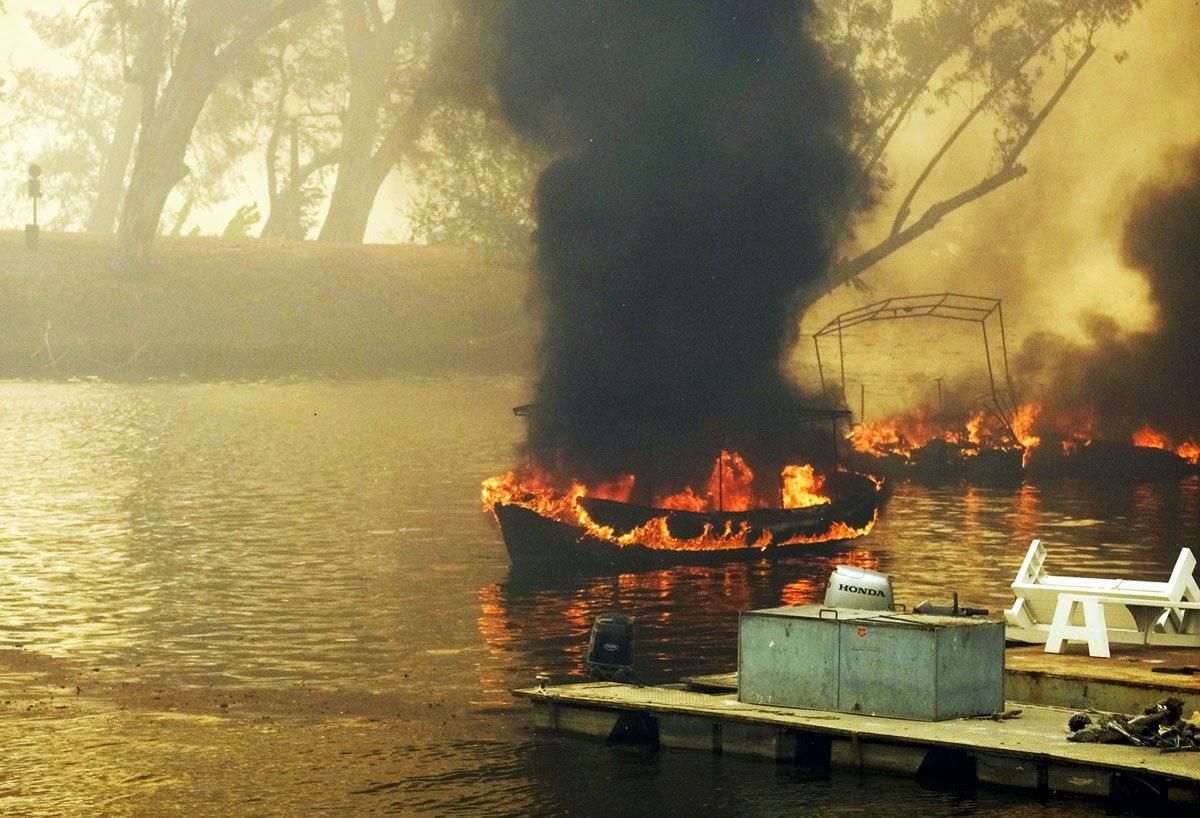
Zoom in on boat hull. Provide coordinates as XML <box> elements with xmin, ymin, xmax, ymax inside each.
<box><xmin>494</xmin><ymin>472</ymin><xmax>883</xmax><ymax>571</ymax></box>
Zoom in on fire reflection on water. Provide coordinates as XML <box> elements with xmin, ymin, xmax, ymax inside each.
<box><xmin>0</xmin><ymin>378</ymin><xmax>1197</xmax><ymax>816</ymax></box>
<box><xmin>478</xmin><ymin>477</ymin><xmax>1199</xmax><ymax>684</ymax></box>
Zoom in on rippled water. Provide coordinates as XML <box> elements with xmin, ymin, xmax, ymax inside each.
<box><xmin>0</xmin><ymin>376</ymin><xmax>1194</xmax><ymax>816</ymax></box>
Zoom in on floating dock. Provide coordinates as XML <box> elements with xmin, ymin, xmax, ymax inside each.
<box><xmin>514</xmin><ymin>646</ymin><xmax>1200</xmax><ymax>809</ymax></box>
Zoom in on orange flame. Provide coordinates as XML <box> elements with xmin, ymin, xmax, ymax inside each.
<box><xmin>1132</xmin><ymin>425</ymin><xmax>1169</xmax><ymax>449</ymax></box>
<box><xmin>965</xmin><ymin>411</ymin><xmax>985</xmax><ymax>446</ymax></box>
<box><xmin>657</xmin><ymin>486</ymin><xmax>708</xmax><ymax>512</ymax></box>
<box><xmin>846</xmin><ymin>404</ymin><xmax>1041</xmax><ymax>461</ymax></box>
<box><xmin>1128</xmin><ymin>428</ymin><xmax>1199</xmax><ymax>464</ymax></box>
<box><xmin>1176</xmin><ymin>441</ymin><xmax>1200</xmax><ymax>465</ymax></box>
<box><xmin>840</xmin><ymin>401</ymin><xmax>1198</xmax><ymax>468</ymax></box>
<box><xmin>657</xmin><ymin>451</ymin><xmax>829</xmax><ymax>512</ymax></box>
<box><xmin>781</xmin><ymin>464</ymin><xmax>830</xmax><ymax>509</ymax></box>
<box><xmin>846</xmin><ymin>420</ymin><xmax>908</xmax><ymax>458</ymax></box>
<box><xmin>1010</xmin><ymin>403</ymin><xmax>1042</xmax><ymax>467</ymax></box>
<box><xmin>482</xmin><ymin>452</ymin><xmax>872</xmax><ymax>552</ymax></box>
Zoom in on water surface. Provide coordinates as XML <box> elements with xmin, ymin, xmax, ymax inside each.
<box><xmin>0</xmin><ymin>376</ymin><xmax>1193</xmax><ymax>815</ymax></box>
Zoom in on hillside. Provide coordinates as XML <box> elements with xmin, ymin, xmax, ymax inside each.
<box><xmin>0</xmin><ymin>232</ymin><xmax>538</xmax><ymax>378</ymax></box>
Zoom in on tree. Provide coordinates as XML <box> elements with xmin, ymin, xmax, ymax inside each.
<box><xmin>404</xmin><ymin>105</ymin><xmax>539</xmax><ymax>251</ymax></box>
<box><xmin>0</xmin><ymin>9</ymin><xmax>127</xmax><ymax>230</ymax></box>
<box><xmin>117</xmin><ymin>0</ymin><xmax>322</xmax><ymax>256</ymax></box>
<box><xmin>255</xmin><ymin>12</ymin><xmax>345</xmax><ymax>239</ymax></box>
<box><xmin>316</xmin><ymin>0</ymin><xmax>482</xmax><ymax>244</ymax></box>
<box><xmin>813</xmin><ymin>0</ymin><xmax>1145</xmax><ymax>295</ymax></box>
<box><xmin>1</xmin><ymin>2</ymin><xmax>296</xmax><ymax>238</ymax></box>
<box><xmin>87</xmin><ymin>0</ymin><xmax>168</xmax><ymax>234</ymax></box>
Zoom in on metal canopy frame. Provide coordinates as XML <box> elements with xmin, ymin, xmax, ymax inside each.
<box><xmin>812</xmin><ymin>293</ymin><xmax>1019</xmax><ymax>428</ymax></box>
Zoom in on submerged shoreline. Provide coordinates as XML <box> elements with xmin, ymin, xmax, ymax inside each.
<box><xmin>0</xmin><ymin>232</ymin><xmax>537</xmax><ymax>379</ymax></box>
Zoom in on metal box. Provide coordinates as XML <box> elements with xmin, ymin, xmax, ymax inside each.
<box><xmin>738</xmin><ymin>605</ymin><xmax>1004</xmax><ymax>721</ymax></box>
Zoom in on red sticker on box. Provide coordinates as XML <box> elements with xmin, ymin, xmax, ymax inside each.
<box><xmin>856</xmin><ymin>627</ymin><xmax>867</xmax><ymax>638</ymax></box>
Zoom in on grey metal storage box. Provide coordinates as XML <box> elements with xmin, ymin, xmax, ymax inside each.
<box><xmin>738</xmin><ymin>605</ymin><xmax>1004</xmax><ymax>721</ymax></box>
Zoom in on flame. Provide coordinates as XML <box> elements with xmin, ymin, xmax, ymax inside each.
<box><xmin>482</xmin><ymin>452</ymin><xmax>873</xmax><ymax>552</ymax></box>
<box><xmin>592</xmin><ymin>474</ymin><xmax>636</xmax><ymax>501</ymax></box>
<box><xmin>1132</xmin><ymin>425</ymin><xmax>1170</xmax><ymax>449</ymax></box>
<box><xmin>657</xmin><ymin>486</ymin><xmax>708</xmax><ymax>512</ymax></box>
<box><xmin>660</xmin><ymin>451</ymin><xmax>756</xmax><ymax>511</ymax></box>
<box><xmin>840</xmin><ymin>401</ymin><xmax>1199</xmax><ymax>469</ymax></box>
<box><xmin>1177</xmin><ymin>441</ymin><xmax>1200</xmax><ymax>464</ymax></box>
<box><xmin>1128</xmin><ymin>428</ymin><xmax>1199</xmax><ymax>464</ymax></box>
<box><xmin>846</xmin><ymin>404</ymin><xmax>1040</xmax><ymax>461</ymax></box>
<box><xmin>847</xmin><ymin>420</ymin><xmax>907</xmax><ymax>458</ymax></box>
<box><xmin>1009</xmin><ymin>403</ymin><xmax>1042</xmax><ymax>467</ymax></box>
<box><xmin>657</xmin><ymin>451</ymin><xmax>829</xmax><ymax>512</ymax></box>
<box><xmin>846</xmin><ymin>408</ymin><xmax>967</xmax><ymax>460</ymax></box>
<box><xmin>1010</xmin><ymin>404</ymin><xmax>1041</xmax><ymax>450</ymax></box>
<box><xmin>781</xmin><ymin>464</ymin><xmax>830</xmax><ymax>509</ymax></box>
<box><xmin>965</xmin><ymin>411</ymin><xmax>985</xmax><ymax>446</ymax></box>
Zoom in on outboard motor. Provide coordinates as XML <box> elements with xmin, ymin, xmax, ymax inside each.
<box><xmin>823</xmin><ymin>565</ymin><xmax>894</xmax><ymax>611</ymax></box>
<box><xmin>585</xmin><ymin>614</ymin><xmax>635</xmax><ymax>681</ymax></box>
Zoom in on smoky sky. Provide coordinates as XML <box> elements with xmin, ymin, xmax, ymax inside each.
<box><xmin>1016</xmin><ymin>144</ymin><xmax>1200</xmax><ymax>441</ymax></box>
<box><xmin>479</xmin><ymin>1</ymin><xmax>862</xmax><ymax>483</ymax></box>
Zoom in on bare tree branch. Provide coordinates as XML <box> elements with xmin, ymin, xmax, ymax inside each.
<box><xmin>212</xmin><ymin>0</ymin><xmax>321</xmax><ymax>73</ymax></box>
<box><xmin>888</xmin><ymin>16</ymin><xmax>1072</xmax><ymax>237</ymax></box>
<box><xmin>832</xmin><ymin>163</ymin><xmax>1028</xmax><ymax>285</ymax></box>
<box><xmin>829</xmin><ymin>34</ymin><xmax>1099</xmax><ymax>292</ymax></box>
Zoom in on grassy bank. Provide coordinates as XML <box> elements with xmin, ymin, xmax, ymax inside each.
<box><xmin>0</xmin><ymin>232</ymin><xmax>538</xmax><ymax>378</ymax></box>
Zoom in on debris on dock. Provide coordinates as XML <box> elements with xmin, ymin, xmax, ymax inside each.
<box><xmin>1068</xmin><ymin>697</ymin><xmax>1200</xmax><ymax>751</ymax></box>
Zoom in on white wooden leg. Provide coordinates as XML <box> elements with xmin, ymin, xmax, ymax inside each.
<box><xmin>1045</xmin><ymin>595</ymin><xmax>1111</xmax><ymax>658</ymax></box>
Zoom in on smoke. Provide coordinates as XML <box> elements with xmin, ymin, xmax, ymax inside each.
<box><xmin>1015</xmin><ymin>144</ymin><xmax>1200</xmax><ymax>442</ymax></box>
<box><xmin>479</xmin><ymin>1</ymin><xmax>863</xmax><ymax>482</ymax></box>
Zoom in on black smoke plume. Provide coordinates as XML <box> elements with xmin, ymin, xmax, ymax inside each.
<box><xmin>1016</xmin><ymin>144</ymin><xmax>1200</xmax><ymax>442</ymax></box>
<box><xmin>478</xmin><ymin>1</ymin><xmax>862</xmax><ymax>485</ymax></box>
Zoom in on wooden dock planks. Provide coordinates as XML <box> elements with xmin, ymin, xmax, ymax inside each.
<box><xmin>514</xmin><ymin>681</ymin><xmax>1200</xmax><ymax>801</ymax></box>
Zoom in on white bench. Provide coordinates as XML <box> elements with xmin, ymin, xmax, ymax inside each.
<box><xmin>1003</xmin><ymin>539</ymin><xmax>1200</xmax><ymax>657</ymax></box>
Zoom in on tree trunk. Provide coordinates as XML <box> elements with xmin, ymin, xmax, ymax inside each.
<box><xmin>318</xmin><ymin>79</ymin><xmax>438</xmax><ymax>244</ymax></box>
<box><xmin>116</xmin><ymin>0</ymin><xmax>320</xmax><ymax>257</ymax></box>
<box><xmin>315</xmin><ymin>20</ymin><xmax>389</xmax><ymax>245</ymax></box>
<box><xmin>87</xmin><ymin>0</ymin><xmax>167</xmax><ymax>235</ymax></box>
<box><xmin>87</xmin><ymin>84</ymin><xmax>142</xmax><ymax>234</ymax></box>
<box><xmin>117</xmin><ymin>58</ymin><xmax>220</xmax><ymax>256</ymax></box>
<box><xmin>316</xmin><ymin>152</ymin><xmax>382</xmax><ymax>243</ymax></box>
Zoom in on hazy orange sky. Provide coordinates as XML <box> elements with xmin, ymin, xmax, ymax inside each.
<box><xmin>2</xmin><ymin>1</ymin><xmax>1198</xmax><ymax>348</ymax></box>
<box><xmin>808</xmin><ymin>1</ymin><xmax>1200</xmax><ymax>340</ymax></box>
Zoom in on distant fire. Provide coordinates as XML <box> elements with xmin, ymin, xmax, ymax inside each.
<box><xmin>844</xmin><ymin>406</ymin><xmax>1200</xmax><ymax>469</ymax></box>
<box><xmin>845</xmin><ymin>404</ymin><xmax>1042</xmax><ymax>460</ymax></box>
<box><xmin>1132</xmin><ymin>425</ymin><xmax>1170</xmax><ymax>450</ymax></box>
<box><xmin>1132</xmin><ymin>425</ymin><xmax>1200</xmax><ymax>464</ymax></box>
<box><xmin>845</xmin><ymin>407</ymin><xmax>964</xmax><ymax>458</ymax></box>
<box><xmin>481</xmin><ymin>452</ymin><xmax>872</xmax><ymax>552</ymax></box>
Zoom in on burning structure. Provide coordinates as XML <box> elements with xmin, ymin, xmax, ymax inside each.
<box><xmin>476</xmin><ymin>1</ymin><xmax>883</xmax><ymax>563</ymax></box>
<box><xmin>829</xmin><ymin>146</ymin><xmax>1200</xmax><ymax>484</ymax></box>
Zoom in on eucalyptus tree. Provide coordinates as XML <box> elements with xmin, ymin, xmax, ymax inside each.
<box><xmin>315</xmin><ymin>0</ymin><xmax>484</xmax><ymax>243</ymax></box>
<box><xmin>404</xmin><ymin>105</ymin><xmax>541</xmax><ymax>251</ymax></box>
<box><xmin>88</xmin><ymin>0</ymin><xmax>167</xmax><ymax>234</ymax></box>
<box><xmin>815</xmin><ymin>0</ymin><xmax>1146</xmax><ymax>295</ymax></box>
<box><xmin>117</xmin><ymin>0</ymin><xmax>323</xmax><ymax>255</ymax></box>
<box><xmin>255</xmin><ymin>9</ymin><xmax>346</xmax><ymax>239</ymax></box>
<box><xmin>396</xmin><ymin>0</ymin><xmax>1146</xmax><ymax>266</ymax></box>
<box><xmin>0</xmin><ymin>9</ymin><xmax>127</xmax><ymax>229</ymax></box>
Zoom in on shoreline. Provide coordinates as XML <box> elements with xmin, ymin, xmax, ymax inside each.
<box><xmin>0</xmin><ymin>232</ymin><xmax>538</xmax><ymax>379</ymax></box>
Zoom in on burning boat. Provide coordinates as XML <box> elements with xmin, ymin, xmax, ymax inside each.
<box><xmin>483</xmin><ymin>450</ymin><xmax>882</xmax><ymax>571</ymax></box>
<box><xmin>845</xmin><ymin>402</ymin><xmax>1200</xmax><ymax>484</ymax></box>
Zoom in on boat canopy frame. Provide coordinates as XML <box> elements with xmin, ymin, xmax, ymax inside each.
<box><xmin>812</xmin><ymin>292</ymin><xmax>1020</xmax><ymax>431</ymax></box>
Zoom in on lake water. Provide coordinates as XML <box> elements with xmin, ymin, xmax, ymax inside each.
<box><xmin>0</xmin><ymin>376</ymin><xmax>1194</xmax><ymax>816</ymax></box>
